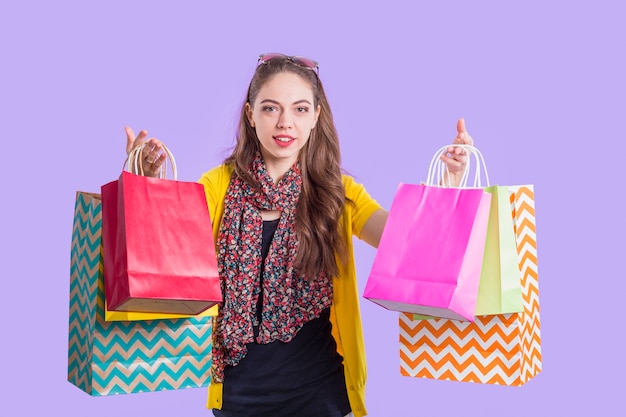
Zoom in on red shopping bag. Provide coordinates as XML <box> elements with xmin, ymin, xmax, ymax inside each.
<box><xmin>101</xmin><ymin>143</ymin><xmax>221</xmax><ymax>315</ymax></box>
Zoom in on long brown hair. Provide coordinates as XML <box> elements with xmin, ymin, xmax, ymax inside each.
<box><xmin>225</xmin><ymin>56</ymin><xmax>346</xmax><ymax>279</ymax></box>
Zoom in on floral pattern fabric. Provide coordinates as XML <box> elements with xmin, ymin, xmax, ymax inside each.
<box><xmin>212</xmin><ymin>153</ymin><xmax>333</xmax><ymax>383</ymax></box>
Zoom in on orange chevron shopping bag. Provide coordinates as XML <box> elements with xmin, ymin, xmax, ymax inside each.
<box><xmin>399</xmin><ymin>185</ymin><xmax>541</xmax><ymax>385</ymax></box>
<box><xmin>68</xmin><ymin>191</ymin><xmax>214</xmax><ymax>395</ymax></box>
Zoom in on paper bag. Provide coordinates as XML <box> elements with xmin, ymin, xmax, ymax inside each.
<box><xmin>363</xmin><ymin>183</ymin><xmax>491</xmax><ymax>321</ymax></box>
<box><xmin>101</xmin><ymin>144</ymin><xmax>221</xmax><ymax>315</ymax></box>
<box><xmin>474</xmin><ymin>185</ymin><xmax>523</xmax><ymax>315</ymax></box>
<box><xmin>68</xmin><ymin>191</ymin><xmax>214</xmax><ymax>395</ymax></box>
<box><xmin>399</xmin><ymin>185</ymin><xmax>541</xmax><ymax>385</ymax></box>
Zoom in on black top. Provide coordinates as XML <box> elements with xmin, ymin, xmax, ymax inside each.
<box><xmin>213</xmin><ymin>219</ymin><xmax>351</xmax><ymax>417</ymax></box>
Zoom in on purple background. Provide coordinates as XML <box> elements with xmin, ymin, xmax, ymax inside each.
<box><xmin>2</xmin><ymin>1</ymin><xmax>624</xmax><ymax>415</ymax></box>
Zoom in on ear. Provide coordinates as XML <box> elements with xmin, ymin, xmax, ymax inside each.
<box><xmin>312</xmin><ymin>104</ymin><xmax>321</xmax><ymax>128</ymax></box>
<box><xmin>245</xmin><ymin>102</ymin><xmax>255</xmax><ymax>127</ymax></box>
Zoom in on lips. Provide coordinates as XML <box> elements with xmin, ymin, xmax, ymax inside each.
<box><xmin>273</xmin><ymin>135</ymin><xmax>295</xmax><ymax>147</ymax></box>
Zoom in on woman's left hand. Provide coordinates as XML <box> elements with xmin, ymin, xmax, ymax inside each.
<box><xmin>440</xmin><ymin>118</ymin><xmax>474</xmax><ymax>186</ymax></box>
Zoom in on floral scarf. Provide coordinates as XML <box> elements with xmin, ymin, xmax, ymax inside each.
<box><xmin>211</xmin><ymin>153</ymin><xmax>333</xmax><ymax>383</ymax></box>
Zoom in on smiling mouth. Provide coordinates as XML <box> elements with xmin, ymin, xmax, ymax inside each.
<box><xmin>274</xmin><ymin>136</ymin><xmax>295</xmax><ymax>142</ymax></box>
<box><xmin>273</xmin><ymin>135</ymin><xmax>296</xmax><ymax>148</ymax></box>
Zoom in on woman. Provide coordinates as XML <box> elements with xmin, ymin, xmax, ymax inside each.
<box><xmin>125</xmin><ymin>53</ymin><xmax>473</xmax><ymax>417</ymax></box>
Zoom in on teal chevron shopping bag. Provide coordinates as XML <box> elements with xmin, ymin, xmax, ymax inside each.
<box><xmin>68</xmin><ymin>191</ymin><xmax>213</xmax><ymax>395</ymax></box>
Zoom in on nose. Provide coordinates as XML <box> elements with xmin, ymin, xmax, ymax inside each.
<box><xmin>277</xmin><ymin>111</ymin><xmax>293</xmax><ymax>129</ymax></box>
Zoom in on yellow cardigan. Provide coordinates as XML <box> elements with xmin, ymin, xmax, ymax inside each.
<box><xmin>200</xmin><ymin>164</ymin><xmax>381</xmax><ymax>417</ymax></box>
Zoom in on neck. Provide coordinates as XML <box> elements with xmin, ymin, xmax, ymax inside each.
<box><xmin>266</xmin><ymin>166</ymin><xmax>288</xmax><ymax>184</ymax></box>
<box><xmin>262</xmin><ymin>155</ymin><xmax>298</xmax><ymax>184</ymax></box>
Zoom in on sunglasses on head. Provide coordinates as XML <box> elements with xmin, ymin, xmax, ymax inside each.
<box><xmin>257</xmin><ymin>53</ymin><xmax>320</xmax><ymax>75</ymax></box>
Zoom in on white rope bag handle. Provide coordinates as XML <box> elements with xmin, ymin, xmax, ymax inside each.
<box><xmin>425</xmin><ymin>144</ymin><xmax>490</xmax><ymax>188</ymax></box>
<box><xmin>123</xmin><ymin>141</ymin><xmax>177</xmax><ymax>180</ymax></box>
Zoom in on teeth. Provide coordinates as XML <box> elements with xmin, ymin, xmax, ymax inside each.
<box><xmin>275</xmin><ymin>137</ymin><xmax>293</xmax><ymax>142</ymax></box>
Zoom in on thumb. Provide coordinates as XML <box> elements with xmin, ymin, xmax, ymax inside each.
<box><xmin>456</xmin><ymin>117</ymin><xmax>467</xmax><ymax>134</ymax></box>
<box><xmin>125</xmin><ymin>126</ymin><xmax>136</xmax><ymax>154</ymax></box>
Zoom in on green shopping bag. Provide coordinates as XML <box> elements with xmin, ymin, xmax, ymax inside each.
<box><xmin>474</xmin><ymin>185</ymin><xmax>523</xmax><ymax>315</ymax></box>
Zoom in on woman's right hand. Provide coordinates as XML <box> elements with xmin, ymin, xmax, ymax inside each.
<box><xmin>125</xmin><ymin>126</ymin><xmax>166</xmax><ymax>177</ymax></box>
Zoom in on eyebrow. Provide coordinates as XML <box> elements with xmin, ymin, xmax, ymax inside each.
<box><xmin>259</xmin><ymin>98</ymin><xmax>313</xmax><ymax>106</ymax></box>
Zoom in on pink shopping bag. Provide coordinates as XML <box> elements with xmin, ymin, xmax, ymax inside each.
<box><xmin>363</xmin><ymin>183</ymin><xmax>491</xmax><ymax>321</ymax></box>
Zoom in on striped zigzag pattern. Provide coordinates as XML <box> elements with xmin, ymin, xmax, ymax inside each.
<box><xmin>68</xmin><ymin>191</ymin><xmax>213</xmax><ymax>395</ymax></box>
<box><xmin>399</xmin><ymin>185</ymin><xmax>541</xmax><ymax>385</ymax></box>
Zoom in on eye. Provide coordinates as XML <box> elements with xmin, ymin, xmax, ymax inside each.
<box><xmin>296</xmin><ymin>106</ymin><xmax>309</xmax><ymax>113</ymax></box>
<box><xmin>262</xmin><ymin>105</ymin><xmax>278</xmax><ymax>112</ymax></box>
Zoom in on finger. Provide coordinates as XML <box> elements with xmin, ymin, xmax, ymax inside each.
<box><xmin>125</xmin><ymin>126</ymin><xmax>149</xmax><ymax>154</ymax></box>
<box><xmin>125</xmin><ymin>126</ymin><xmax>136</xmax><ymax>154</ymax></box>
<box><xmin>134</xmin><ymin>130</ymin><xmax>148</xmax><ymax>149</ymax></box>
<box><xmin>153</xmin><ymin>152</ymin><xmax>166</xmax><ymax>166</ymax></box>
<box><xmin>440</xmin><ymin>153</ymin><xmax>465</xmax><ymax>171</ymax></box>
<box><xmin>453</xmin><ymin>132</ymin><xmax>466</xmax><ymax>144</ymax></box>
<box><xmin>144</xmin><ymin>152</ymin><xmax>167</xmax><ymax>177</ymax></box>
<box><xmin>456</xmin><ymin>118</ymin><xmax>474</xmax><ymax>143</ymax></box>
<box><xmin>448</xmin><ymin>138</ymin><xmax>469</xmax><ymax>154</ymax></box>
<box><xmin>144</xmin><ymin>140</ymin><xmax>164</xmax><ymax>163</ymax></box>
<box><xmin>457</xmin><ymin>117</ymin><xmax>466</xmax><ymax>134</ymax></box>
<box><xmin>452</xmin><ymin>132</ymin><xmax>474</xmax><ymax>149</ymax></box>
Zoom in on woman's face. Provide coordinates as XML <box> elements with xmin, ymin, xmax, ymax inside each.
<box><xmin>246</xmin><ymin>71</ymin><xmax>320</xmax><ymax>176</ymax></box>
